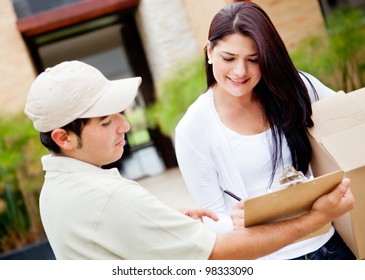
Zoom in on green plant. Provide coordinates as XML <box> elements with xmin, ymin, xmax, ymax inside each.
<box><xmin>124</xmin><ymin>108</ymin><xmax>151</xmax><ymax>147</ymax></box>
<box><xmin>0</xmin><ymin>113</ymin><xmax>47</xmax><ymax>253</ymax></box>
<box><xmin>147</xmin><ymin>56</ymin><xmax>206</xmax><ymax>136</ymax></box>
<box><xmin>291</xmin><ymin>8</ymin><xmax>365</xmax><ymax>92</ymax></box>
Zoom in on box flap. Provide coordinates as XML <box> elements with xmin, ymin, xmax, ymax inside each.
<box><xmin>319</xmin><ymin>123</ymin><xmax>365</xmax><ymax>171</ymax></box>
<box><xmin>310</xmin><ymin>89</ymin><xmax>365</xmax><ymax>138</ymax></box>
<box><xmin>244</xmin><ymin>170</ymin><xmax>344</xmax><ymax>227</ymax></box>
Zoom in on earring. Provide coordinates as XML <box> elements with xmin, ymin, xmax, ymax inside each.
<box><xmin>208</xmin><ymin>59</ymin><xmax>212</xmax><ymax>64</ymax></box>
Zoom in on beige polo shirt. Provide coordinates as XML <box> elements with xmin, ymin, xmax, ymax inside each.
<box><xmin>40</xmin><ymin>155</ymin><xmax>216</xmax><ymax>259</ymax></box>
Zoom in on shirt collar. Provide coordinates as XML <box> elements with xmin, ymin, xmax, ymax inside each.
<box><xmin>41</xmin><ymin>154</ymin><xmax>121</xmax><ymax>176</ymax></box>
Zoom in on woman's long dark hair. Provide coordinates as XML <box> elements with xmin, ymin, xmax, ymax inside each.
<box><xmin>205</xmin><ymin>2</ymin><xmax>318</xmax><ymax>185</ymax></box>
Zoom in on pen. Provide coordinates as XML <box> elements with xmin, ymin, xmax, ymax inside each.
<box><xmin>224</xmin><ymin>190</ymin><xmax>242</xmax><ymax>201</ymax></box>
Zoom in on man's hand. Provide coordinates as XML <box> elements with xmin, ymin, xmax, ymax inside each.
<box><xmin>312</xmin><ymin>178</ymin><xmax>355</xmax><ymax>222</ymax></box>
<box><xmin>179</xmin><ymin>208</ymin><xmax>219</xmax><ymax>223</ymax></box>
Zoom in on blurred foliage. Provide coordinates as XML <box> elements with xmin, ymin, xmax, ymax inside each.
<box><xmin>291</xmin><ymin>8</ymin><xmax>365</xmax><ymax>92</ymax></box>
<box><xmin>148</xmin><ymin>8</ymin><xmax>365</xmax><ymax>138</ymax></box>
<box><xmin>146</xmin><ymin>56</ymin><xmax>206</xmax><ymax>136</ymax></box>
<box><xmin>0</xmin><ymin>113</ymin><xmax>47</xmax><ymax>253</ymax></box>
<box><xmin>124</xmin><ymin>108</ymin><xmax>151</xmax><ymax>147</ymax></box>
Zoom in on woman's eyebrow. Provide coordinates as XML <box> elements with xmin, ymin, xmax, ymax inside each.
<box><xmin>220</xmin><ymin>51</ymin><xmax>258</xmax><ymax>57</ymax></box>
<box><xmin>221</xmin><ymin>51</ymin><xmax>236</xmax><ymax>55</ymax></box>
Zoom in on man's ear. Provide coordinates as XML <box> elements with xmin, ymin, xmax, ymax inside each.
<box><xmin>51</xmin><ymin>129</ymin><xmax>76</xmax><ymax>151</ymax></box>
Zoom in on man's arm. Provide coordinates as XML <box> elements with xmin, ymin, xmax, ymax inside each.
<box><xmin>209</xmin><ymin>178</ymin><xmax>355</xmax><ymax>259</ymax></box>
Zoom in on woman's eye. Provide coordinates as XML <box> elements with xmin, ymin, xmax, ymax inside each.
<box><xmin>222</xmin><ymin>57</ymin><xmax>234</xmax><ymax>62</ymax></box>
<box><xmin>249</xmin><ymin>59</ymin><xmax>258</xmax><ymax>63</ymax></box>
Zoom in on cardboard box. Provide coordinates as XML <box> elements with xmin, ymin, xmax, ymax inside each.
<box><xmin>308</xmin><ymin>88</ymin><xmax>365</xmax><ymax>259</ymax></box>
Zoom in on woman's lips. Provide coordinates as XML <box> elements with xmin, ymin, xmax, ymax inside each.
<box><xmin>228</xmin><ymin>77</ymin><xmax>249</xmax><ymax>85</ymax></box>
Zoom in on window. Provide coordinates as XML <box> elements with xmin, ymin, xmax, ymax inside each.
<box><xmin>12</xmin><ymin>0</ymin><xmax>82</xmax><ymax>18</ymax></box>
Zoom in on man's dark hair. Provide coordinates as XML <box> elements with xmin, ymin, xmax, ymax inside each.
<box><xmin>40</xmin><ymin>119</ymin><xmax>90</xmax><ymax>154</ymax></box>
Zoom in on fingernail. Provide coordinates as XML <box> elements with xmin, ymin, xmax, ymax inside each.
<box><xmin>342</xmin><ymin>178</ymin><xmax>350</xmax><ymax>186</ymax></box>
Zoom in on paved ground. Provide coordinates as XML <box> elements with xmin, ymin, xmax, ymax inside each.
<box><xmin>137</xmin><ymin>167</ymin><xmax>196</xmax><ymax>210</ymax></box>
<box><xmin>122</xmin><ymin>145</ymin><xmax>195</xmax><ymax>210</ymax></box>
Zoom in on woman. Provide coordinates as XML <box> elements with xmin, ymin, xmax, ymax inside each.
<box><xmin>175</xmin><ymin>1</ymin><xmax>355</xmax><ymax>260</ymax></box>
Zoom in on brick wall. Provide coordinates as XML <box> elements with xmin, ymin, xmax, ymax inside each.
<box><xmin>0</xmin><ymin>0</ymin><xmax>327</xmax><ymax>114</ymax></box>
<box><xmin>254</xmin><ymin>0</ymin><xmax>327</xmax><ymax>50</ymax></box>
<box><xmin>0</xmin><ymin>0</ymin><xmax>35</xmax><ymax>116</ymax></box>
<box><xmin>135</xmin><ymin>0</ymin><xmax>198</xmax><ymax>86</ymax></box>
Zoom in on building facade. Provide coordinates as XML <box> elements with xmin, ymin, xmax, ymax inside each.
<box><xmin>1</xmin><ymin>0</ymin><xmax>330</xmax><ymax>116</ymax></box>
<box><xmin>0</xmin><ymin>0</ymin><xmax>334</xmax><ymax>178</ymax></box>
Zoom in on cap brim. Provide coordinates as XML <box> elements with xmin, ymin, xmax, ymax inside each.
<box><xmin>80</xmin><ymin>77</ymin><xmax>142</xmax><ymax>118</ymax></box>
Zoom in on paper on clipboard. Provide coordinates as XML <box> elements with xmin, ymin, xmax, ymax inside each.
<box><xmin>244</xmin><ymin>170</ymin><xmax>344</xmax><ymax>227</ymax></box>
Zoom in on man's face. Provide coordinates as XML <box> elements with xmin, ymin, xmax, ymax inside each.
<box><xmin>73</xmin><ymin>113</ymin><xmax>130</xmax><ymax>167</ymax></box>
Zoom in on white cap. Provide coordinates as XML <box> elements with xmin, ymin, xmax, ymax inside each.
<box><xmin>24</xmin><ymin>60</ymin><xmax>142</xmax><ymax>132</ymax></box>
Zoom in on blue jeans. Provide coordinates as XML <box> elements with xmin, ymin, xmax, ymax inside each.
<box><xmin>291</xmin><ymin>231</ymin><xmax>356</xmax><ymax>260</ymax></box>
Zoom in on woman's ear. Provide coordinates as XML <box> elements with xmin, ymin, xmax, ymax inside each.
<box><xmin>206</xmin><ymin>40</ymin><xmax>212</xmax><ymax>60</ymax></box>
<box><xmin>51</xmin><ymin>129</ymin><xmax>76</xmax><ymax>151</ymax></box>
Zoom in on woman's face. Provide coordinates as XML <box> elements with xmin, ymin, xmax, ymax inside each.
<box><xmin>207</xmin><ymin>33</ymin><xmax>261</xmax><ymax>98</ymax></box>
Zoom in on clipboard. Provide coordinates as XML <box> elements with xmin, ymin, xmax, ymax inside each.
<box><xmin>244</xmin><ymin>170</ymin><xmax>344</xmax><ymax>227</ymax></box>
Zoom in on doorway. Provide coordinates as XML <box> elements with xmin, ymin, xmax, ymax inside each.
<box><xmin>14</xmin><ymin>0</ymin><xmax>177</xmax><ymax>179</ymax></box>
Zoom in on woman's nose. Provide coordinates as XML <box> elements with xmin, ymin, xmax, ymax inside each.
<box><xmin>233</xmin><ymin>61</ymin><xmax>246</xmax><ymax>77</ymax></box>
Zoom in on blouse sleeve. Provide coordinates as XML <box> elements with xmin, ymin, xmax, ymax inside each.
<box><xmin>299</xmin><ymin>71</ymin><xmax>336</xmax><ymax>102</ymax></box>
<box><xmin>175</xmin><ymin>118</ymin><xmax>234</xmax><ymax>234</ymax></box>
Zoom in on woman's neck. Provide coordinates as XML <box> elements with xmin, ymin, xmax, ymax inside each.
<box><xmin>212</xmin><ymin>87</ymin><xmax>268</xmax><ymax>135</ymax></box>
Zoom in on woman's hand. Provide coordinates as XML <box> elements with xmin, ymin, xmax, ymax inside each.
<box><xmin>179</xmin><ymin>208</ymin><xmax>219</xmax><ymax>223</ymax></box>
<box><xmin>231</xmin><ymin>201</ymin><xmax>245</xmax><ymax>230</ymax></box>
